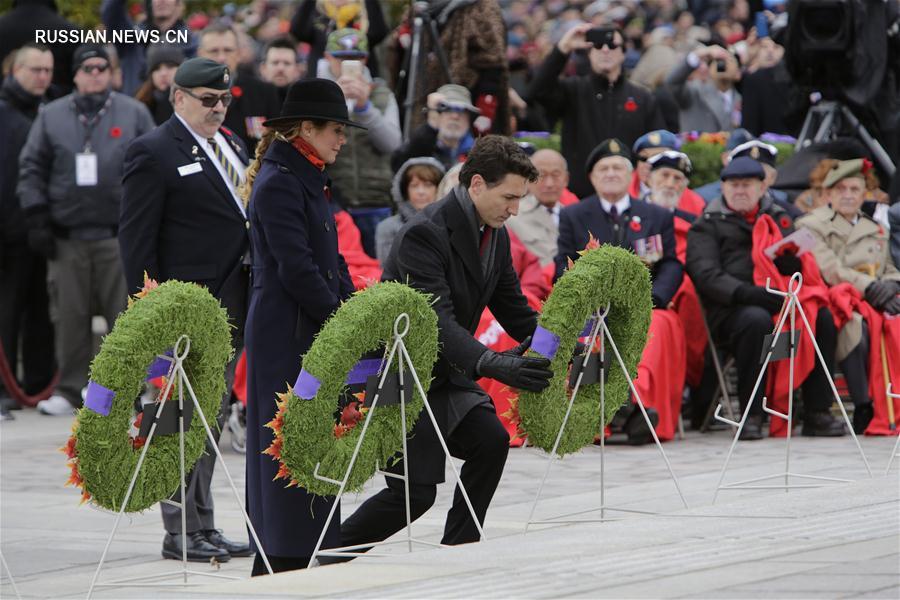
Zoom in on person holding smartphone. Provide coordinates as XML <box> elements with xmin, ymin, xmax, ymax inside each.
<box><xmin>316</xmin><ymin>28</ymin><xmax>401</xmax><ymax>258</ymax></box>
<box><xmin>527</xmin><ymin>24</ymin><xmax>665</xmax><ymax>199</ymax></box>
<box><xmin>665</xmin><ymin>42</ymin><xmax>742</xmax><ymax>133</ymax></box>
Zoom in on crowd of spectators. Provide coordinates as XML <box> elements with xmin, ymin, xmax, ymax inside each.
<box><xmin>2</xmin><ymin>0</ymin><xmax>899</xmax><ymax>445</ymax></box>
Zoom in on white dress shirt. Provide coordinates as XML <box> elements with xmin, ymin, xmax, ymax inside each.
<box><xmin>175</xmin><ymin>113</ymin><xmax>247</xmax><ymax>217</ymax></box>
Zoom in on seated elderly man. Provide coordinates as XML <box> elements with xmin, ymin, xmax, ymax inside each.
<box><xmin>686</xmin><ymin>157</ymin><xmax>845</xmax><ymax>440</ymax></box>
<box><xmin>630</xmin><ymin>129</ymin><xmax>681</xmax><ymax>199</ymax></box>
<box><xmin>799</xmin><ymin>159</ymin><xmax>900</xmax><ymax>433</ymax></box>
<box><xmin>644</xmin><ymin>151</ymin><xmax>708</xmax><ymax>395</ymax></box>
<box><xmin>556</xmin><ymin>139</ymin><xmax>685</xmax><ymax>444</ymax></box>
<box><xmin>506</xmin><ymin>148</ymin><xmax>577</xmax><ymax>268</ymax></box>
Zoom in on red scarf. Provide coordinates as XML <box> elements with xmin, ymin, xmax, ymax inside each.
<box><xmin>751</xmin><ymin>214</ymin><xmax>832</xmax><ymax>437</ymax></box>
<box><xmin>828</xmin><ymin>283</ymin><xmax>900</xmax><ymax>435</ymax></box>
<box><xmin>291</xmin><ymin>137</ymin><xmax>325</xmax><ymax>171</ymax></box>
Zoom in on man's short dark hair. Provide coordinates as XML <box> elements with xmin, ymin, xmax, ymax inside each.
<box><xmin>460</xmin><ymin>135</ymin><xmax>539</xmax><ymax>188</ymax></box>
<box><xmin>199</xmin><ymin>21</ymin><xmax>238</xmax><ymax>44</ymax></box>
<box><xmin>263</xmin><ymin>36</ymin><xmax>298</xmax><ymax>63</ymax></box>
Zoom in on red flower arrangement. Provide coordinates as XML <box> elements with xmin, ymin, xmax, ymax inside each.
<box><xmin>109</xmin><ymin>126</ymin><xmax>122</xmax><ymax>139</ymax></box>
<box><xmin>231</xmin><ymin>85</ymin><xmax>243</xmax><ymax>99</ymax></box>
<box><xmin>624</xmin><ymin>98</ymin><xmax>638</xmax><ymax>112</ymax></box>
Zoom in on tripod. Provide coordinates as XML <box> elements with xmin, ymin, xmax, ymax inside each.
<box><xmin>400</xmin><ymin>0</ymin><xmax>454</xmax><ymax>140</ymax></box>
<box><xmin>794</xmin><ymin>100</ymin><xmax>896</xmax><ymax>179</ymax></box>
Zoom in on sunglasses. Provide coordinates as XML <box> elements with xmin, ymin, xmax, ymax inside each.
<box><xmin>437</xmin><ymin>104</ymin><xmax>468</xmax><ymax>114</ymax></box>
<box><xmin>181</xmin><ymin>88</ymin><xmax>233</xmax><ymax>108</ymax></box>
<box><xmin>593</xmin><ymin>41</ymin><xmax>622</xmax><ymax>51</ymax></box>
<box><xmin>80</xmin><ymin>63</ymin><xmax>110</xmax><ymax>74</ymax></box>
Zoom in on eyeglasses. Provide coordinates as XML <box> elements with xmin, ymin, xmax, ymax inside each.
<box><xmin>593</xmin><ymin>41</ymin><xmax>622</xmax><ymax>51</ymax></box>
<box><xmin>437</xmin><ymin>104</ymin><xmax>468</xmax><ymax>114</ymax></box>
<box><xmin>80</xmin><ymin>64</ymin><xmax>110</xmax><ymax>74</ymax></box>
<box><xmin>181</xmin><ymin>88</ymin><xmax>233</xmax><ymax>108</ymax></box>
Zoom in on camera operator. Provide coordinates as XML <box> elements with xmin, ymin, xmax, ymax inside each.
<box><xmin>665</xmin><ymin>43</ymin><xmax>742</xmax><ymax>134</ymax></box>
<box><xmin>527</xmin><ymin>24</ymin><xmax>665</xmax><ymax>199</ymax></box>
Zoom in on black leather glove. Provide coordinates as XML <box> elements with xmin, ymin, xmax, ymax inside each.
<box><xmin>864</xmin><ymin>280</ymin><xmax>897</xmax><ymax>309</ymax></box>
<box><xmin>734</xmin><ymin>283</ymin><xmax>783</xmax><ymax>315</ymax></box>
<box><xmin>882</xmin><ymin>295</ymin><xmax>900</xmax><ymax>316</ymax></box>
<box><xmin>25</xmin><ymin>208</ymin><xmax>56</xmax><ymax>259</ymax></box>
<box><xmin>476</xmin><ymin>335</ymin><xmax>553</xmax><ymax>392</ymax></box>
<box><xmin>773</xmin><ymin>252</ymin><xmax>802</xmax><ymax>276</ymax></box>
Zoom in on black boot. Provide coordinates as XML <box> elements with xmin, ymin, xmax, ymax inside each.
<box><xmin>802</xmin><ymin>412</ymin><xmax>846</xmax><ymax>437</ymax></box>
<box><xmin>625</xmin><ymin>406</ymin><xmax>659</xmax><ymax>445</ymax></box>
<box><xmin>739</xmin><ymin>415</ymin><xmax>764</xmax><ymax>441</ymax></box>
<box><xmin>852</xmin><ymin>403</ymin><xmax>874</xmax><ymax>435</ymax></box>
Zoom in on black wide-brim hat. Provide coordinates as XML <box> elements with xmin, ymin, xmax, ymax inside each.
<box><xmin>263</xmin><ymin>78</ymin><xmax>367</xmax><ymax>130</ymax></box>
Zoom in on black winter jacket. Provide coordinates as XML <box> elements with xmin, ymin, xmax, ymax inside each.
<box><xmin>527</xmin><ymin>47</ymin><xmax>665</xmax><ymax>198</ymax></box>
<box><xmin>685</xmin><ymin>195</ymin><xmax>794</xmax><ymax>334</ymax></box>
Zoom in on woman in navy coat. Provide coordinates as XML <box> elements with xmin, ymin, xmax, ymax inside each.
<box><xmin>241</xmin><ymin>79</ymin><xmax>361</xmax><ymax>575</ymax></box>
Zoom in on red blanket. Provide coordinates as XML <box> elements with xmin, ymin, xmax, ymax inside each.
<box><xmin>751</xmin><ymin>215</ymin><xmax>832</xmax><ymax>437</ymax></box>
<box><xmin>671</xmin><ymin>191</ymin><xmax>708</xmax><ymax>387</ymax></box>
<box><xmin>632</xmin><ymin>308</ymin><xmax>687</xmax><ymax>441</ymax></box>
<box><xmin>828</xmin><ymin>284</ymin><xmax>900</xmax><ymax>435</ymax></box>
<box><xmin>335</xmin><ymin>210</ymin><xmax>382</xmax><ymax>290</ymax></box>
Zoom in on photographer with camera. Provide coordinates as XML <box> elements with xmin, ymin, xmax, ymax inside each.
<box><xmin>527</xmin><ymin>24</ymin><xmax>664</xmax><ymax>199</ymax></box>
<box><xmin>391</xmin><ymin>83</ymin><xmax>479</xmax><ymax>172</ymax></box>
<box><xmin>665</xmin><ymin>43</ymin><xmax>742</xmax><ymax>134</ymax></box>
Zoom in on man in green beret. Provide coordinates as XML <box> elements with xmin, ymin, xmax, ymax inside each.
<box><xmin>119</xmin><ymin>55</ymin><xmax>252</xmax><ymax>563</ymax></box>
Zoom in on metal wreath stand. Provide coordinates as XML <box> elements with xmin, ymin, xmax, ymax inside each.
<box><xmin>87</xmin><ymin>335</ymin><xmax>272</xmax><ymax>599</ymax></box>
<box><xmin>524</xmin><ymin>303</ymin><xmax>689</xmax><ymax>531</ymax></box>
<box><xmin>307</xmin><ymin>313</ymin><xmax>485</xmax><ymax>567</ymax></box>
<box><xmin>711</xmin><ymin>272</ymin><xmax>873</xmax><ymax>503</ymax></box>
<box><xmin>884</xmin><ymin>384</ymin><xmax>900</xmax><ymax>475</ymax></box>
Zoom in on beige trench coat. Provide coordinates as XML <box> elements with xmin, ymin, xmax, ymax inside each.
<box><xmin>799</xmin><ymin>205</ymin><xmax>900</xmax><ymax>360</ymax></box>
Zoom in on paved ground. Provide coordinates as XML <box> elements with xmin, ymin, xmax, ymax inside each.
<box><xmin>1</xmin><ymin>408</ymin><xmax>898</xmax><ymax>599</ymax></box>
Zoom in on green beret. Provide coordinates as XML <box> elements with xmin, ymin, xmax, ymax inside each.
<box><xmin>585</xmin><ymin>138</ymin><xmax>632</xmax><ymax>175</ymax></box>
<box><xmin>822</xmin><ymin>158</ymin><xmax>867</xmax><ymax>189</ymax></box>
<box><xmin>174</xmin><ymin>58</ymin><xmax>231</xmax><ymax>90</ymax></box>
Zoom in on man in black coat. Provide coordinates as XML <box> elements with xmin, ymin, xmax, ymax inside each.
<box><xmin>120</xmin><ymin>58</ymin><xmax>252</xmax><ymax>562</ymax></box>
<box><xmin>0</xmin><ymin>44</ymin><xmax>55</xmax><ymax>414</ymax></box>
<box><xmin>340</xmin><ymin>136</ymin><xmax>553</xmax><ymax>549</ymax></box>
<box><xmin>527</xmin><ymin>24</ymin><xmax>665</xmax><ymax>198</ymax></box>
<box><xmin>0</xmin><ymin>0</ymin><xmax>80</xmax><ymax>97</ymax></box>
<box><xmin>197</xmin><ymin>22</ymin><xmax>282</xmax><ymax>154</ymax></box>
<box><xmin>555</xmin><ymin>138</ymin><xmax>683</xmax><ymax>444</ymax></box>
<box><xmin>686</xmin><ymin>157</ymin><xmax>845</xmax><ymax>440</ymax></box>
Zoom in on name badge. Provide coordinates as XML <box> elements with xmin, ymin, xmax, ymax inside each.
<box><xmin>178</xmin><ymin>163</ymin><xmax>203</xmax><ymax>177</ymax></box>
<box><xmin>75</xmin><ymin>152</ymin><xmax>98</xmax><ymax>186</ymax></box>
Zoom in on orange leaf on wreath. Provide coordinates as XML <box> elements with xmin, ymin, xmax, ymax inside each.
<box><xmin>274</xmin><ymin>462</ymin><xmax>291</xmax><ymax>481</ymax></box>
<box><xmin>60</xmin><ymin>435</ymin><xmax>78</xmax><ymax>459</ymax></box>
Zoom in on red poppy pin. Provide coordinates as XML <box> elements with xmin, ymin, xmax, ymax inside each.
<box><xmin>861</xmin><ymin>158</ymin><xmax>873</xmax><ymax>175</ymax></box>
<box><xmin>231</xmin><ymin>85</ymin><xmax>243</xmax><ymax>99</ymax></box>
<box><xmin>630</xmin><ymin>216</ymin><xmax>642</xmax><ymax>232</ymax></box>
<box><xmin>779</xmin><ymin>215</ymin><xmax>791</xmax><ymax>229</ymax></box>
<box><xmin>624</xmin><ymin>98</ymin><xmax>638</xmax><ymax>112</ymax></box>
<box><xmin>109</xmin><ymin>126</ymin><xmax>122</xmax><ymax>139</ymax></box>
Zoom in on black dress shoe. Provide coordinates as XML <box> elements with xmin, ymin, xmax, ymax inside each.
<box><xmin>739</xmin><ymin>415</ymin><xmax>764</xmax><ymax>441</ymax></box>
<box><xmin>625</xmin><ymin>407</ymin><xmax>659</xmax><ymax>445</ymax></box>
<box><xmin>802</xmin><ymin>412</ymin><xmax>846</xmax><ymax>437</ymax></box>
<box><xmin>852</xmin><ymin>403</ymin><xmax>874</xmax><ymax>434</ymax></box>
<box><xmin>204</xmin><ymin>529</ymin><xmax>253</xmax><ymax>557</ymax></box>
<box><xmin>162</xmin><ymin>531</ymin><xmax>230</xmax><ymax>562</ymax></box>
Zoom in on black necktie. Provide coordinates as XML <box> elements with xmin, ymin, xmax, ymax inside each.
<box><xmin>608</xmin><ymin>205</ymin><xmax>619</xmax><ymax>223</ymax></box>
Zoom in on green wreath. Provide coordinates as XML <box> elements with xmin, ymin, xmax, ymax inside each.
<box><xmin>63</xmin><ymin>280</ymin><xmax>232</xmax><ymax>512</ymax></box>
<box><xmin>267</xmin><ymin>281</ymin><xmax>439</xmax><ymax>497</ymax></box>
<box><xmin>518</xmin><ymin>245</ymin><xmax>652</xmax><ymax>455</ymax></box>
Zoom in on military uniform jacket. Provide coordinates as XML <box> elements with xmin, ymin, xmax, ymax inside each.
<box><xmin>799</xmin><ymin>205</ymin><xmax>900</xmax><ymax>293</ymax></box>
<box><xmin>120</xmin><ymin>115</ymin><xmax>250</xmax><ymax>340</ymax></box>
<box><xmin>555</xmin><ymin>195</ymin><xmax>683</xmax><ymax>307</ymax></box>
